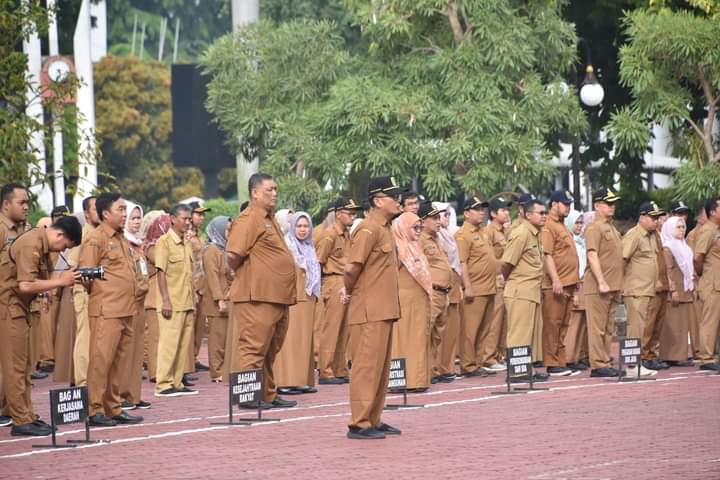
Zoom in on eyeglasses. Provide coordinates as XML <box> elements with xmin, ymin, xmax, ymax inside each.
<box><xmin>375</xmin><ymin>193</ymin><xmax>401</xmax><ymax>201</ymax></box>
<box><xmin>529</xmin><ymin>210</ymin><xmax>548</xmax><ymax>216</ymax></box>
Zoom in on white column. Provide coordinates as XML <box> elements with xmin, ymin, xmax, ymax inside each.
<box><xmin>89</xmin><ymin>0</ymin><xmax>107</xmax><ymax>63</ymax></box>
<box><xmin>48</xmin><ymin>0</ymin><xmax>65</xmax><ymax>207</ymax></box>
<box><xmin>73</xmin><ymin>0</ymin><xmax>98</xmax><ymax>212</ymax></box>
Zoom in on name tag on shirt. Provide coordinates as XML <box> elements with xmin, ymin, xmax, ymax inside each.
<box><xmin>139</xmin><ymin>257</ymin><xmax>148</xmax><ymax>276</ymax></box>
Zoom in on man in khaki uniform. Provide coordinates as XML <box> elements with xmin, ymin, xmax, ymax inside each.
<box><xmin>501</xmin><ymin>198</ymin><xmax>547</xmax><ymax>381</ymax></box>
<box><xmin>643</xmin><ymin>208</ymin><xmax>672</xmax><ymax>370</ymax></box>
<box><xmin>0</xmin><ymin>205</ymin><xmax>81</xmax><ymax>436</ymax></box>
<box><xmin>486</xmin><ymin>197</ymin><xmax>512</xmax><ymax>371</ymax></box>
<box><xmin>343</xmin><ymin>176</ymin><xmax>402</xmax><ymax>440</ymax></box>
<box><xmin>687</xmin><ymin>203</ymin><xmax>707</xmax><ymax>358</ymax></box>
<box><xmin>693</xmin><ymin>197</ymin><xmax>720</xmax><ymax>371</ymax></box>
<box><xmin>418</xmin><ymin>202</ymin><xmax>454</xmax><ymax>382</ymax></box>
<box><xmin>154</xmin><ymin>204</ymin><xmax>197</xmax><ymax>397</ymax></box>
<box><xmin>70</xmin><ymin>196</ymin><xmax>99</xmax><ymax>386</ymax></box>
<box><xmin>187</xmin><ymin>202</ymin><xmax>210</xmax><ymax>373</ymax></box>
<box><xmin>80</xmin><ymin>193</ymin><xmax>144</xmax><ymax>427</ymax></box>
<box><xmin>316</xmin><ymin>197</ymin><xmax>361</xmax><ymax>384</ymax></box>
<box><xmin>622</xmin><ymin>201</ymin><xmax>663</xmax><ymax>377</ymax></box>
<box><xmin>226</xmin><ymin>173</ymin><xmax>298</xmax><ymax>408</ymax></box>
<box><xmin>455</xmin><ymin>197</ymin><xmax>498</xmax><ymax>377</ymax></box>
<box><xmin>584</xmin><ymin>188</ymin><xmax>624</xmax><ymax>377</ymax></box>
<box><xmin>541</xmin><ymin>191</ymin><xmax>580</xmax><ymax>377</ymax></box>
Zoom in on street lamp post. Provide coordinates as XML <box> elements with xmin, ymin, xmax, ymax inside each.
<box><xmin>572</xmin><ymin>39</ymin><xmax>604</xmax><ymax>209</ymax></box>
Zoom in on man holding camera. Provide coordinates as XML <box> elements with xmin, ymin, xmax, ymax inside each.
<box><xmin>80</xmin><ymin>192</ymin><xmax>144</xmax><ymax>426</ymax></box>
<box><xmin>0</xmin><ymin>183</ymin><xmax>83</xmax><ymax>435</ymax></box>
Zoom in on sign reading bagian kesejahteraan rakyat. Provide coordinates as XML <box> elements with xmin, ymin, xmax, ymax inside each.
<box><xmin>388</xmin><ymin>358</ymin><xmax>407</xmax><ymax>389</ymax></box>
<box><xmin>231</xmin><ymin>369</ymin><xmax>262</xmax><ymax>405</ymax></box>
<box><xmin>508</xmin><ymin>346</ymin><xmax>532</xmax><ymax>376</ymax></box>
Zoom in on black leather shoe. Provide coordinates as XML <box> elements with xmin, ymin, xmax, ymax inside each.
<box><xmin>533</xmin><ymin>372</ymin><xmax>549</xmax><ymax>381</ymax></box>
<box><xmin>271</xmin><ymin>396</ymin><xmax>297</xmax><ymax>408</ymax></box>
<box><xmin>666</xmin><ymin>360</ymin><xmax>694</xmax><ymax>367</ymax></box>
<box><xmin>239</xmin><ymin>400</ymin><xmax>273</xmax><ymax>409</ymax></box>
<box><xmin>337</xmin><ymin>376</ymin><xmax>350</xmax><ymax>384</ymax></box>
<box><xmin>135</xmin><ymin>400</ymin><xmax>152</xmax><ymax>409</ymax></box>
<box><xmin>642</xmin><ymin>359</ymin><xmax>660</xmax><ymax>370</ymax></box>
<box><xmin>88</xmin><ymin>413</ymin><xmax>117</xmax><ymax>427</ymax></box>
<box><xmin>112</xmin><ymin>411</ymin><xmax>144</xmax><ymax>424</ymax></box>
<box><xmin>121</xmin><ymin>401</ymin><xmax>137</xmax><ymax>410</ymax></box>
<box><xmin>655</xmin><ymin>360</ymin><xmax>670</xmax><ymax>370</ymax></box>
<box><xmin>10</xmin><ymin>422</ymin><xmax>52</xmax><ymax>436</ymax></box>
<box><xmin>699</xmin><ymin>363</ymin><xmax>719</xmax><ymax>371</ymax></box>
<box><xmin>184</xmin><ymin>374</ymin><xmax>199</xmax><ymax>382</ymax></box>
<box><xmin>38</xmin><ymin>363</ymin><xmax>54</xmax><ymax>373</ymax></box>
<box><xmin>347</xmin><ymin>427</ymin><xmax>385</xmax><ymax>440</ymax></box>
<box><xmin>0</xmin><ymin>415</ymin><xmax>12</xmax><ymax>427</ymax></box>
<box><xmin>590</xmin><ymin>367</ymin><xmax>622</xmax><ymax>377</ymax></box>
<box><xmin>319</xmin><ymin>377</ymin><xmax>344</xmax><ymax>385</ymax></box>
<box><xmin>300</xmin><ymin>386</ymin><xmax>318</xmax><ymax>394</ymax></box>
<box><xmin>30</xmin><ymin>370</ymin><xmax>48</xmax><ymax>380</ymax></box>
<box><xmin>195</xmin><ymin>362</ymin><xmax>210</xmax><ymax>371</ymax></box>
<box><xmin>375</xmin><ymin>423</ymin><xmax>402</xmax><ymax>435</ymax></box>
<box><xmin>463</xmin><ymin>369</ymin><xmax>488</xmax><ymax>378</ymax></box>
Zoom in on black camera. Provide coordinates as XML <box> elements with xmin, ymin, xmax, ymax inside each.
<box><xmin>77</xmin><ymin>266</ymin><xmax>105</xmax><ymax>280</ymax></box>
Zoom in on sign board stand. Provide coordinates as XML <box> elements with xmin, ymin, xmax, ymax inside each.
<box><xmin>493</xmin><ymin>346</ymin><xmax>547</xmax><ymax>394</ymax></box>
<box><xmin>385</xmin><ymin>358</ymin><xmax>423</xmax><ymax>409</ymax></box>
<box><xmin>32</xmin><ymin>386</ymin><xmax>108</xmax><ymax>448</ymax></box>
<box><xmin>617</xmin><ymin>337</ymin><xmax>655</xmax><ymax>383</ymax></box>
<box><xmin>210</xmin><ymin>369</ymin><xmax>279</xmax><ymax>426</ymax></box>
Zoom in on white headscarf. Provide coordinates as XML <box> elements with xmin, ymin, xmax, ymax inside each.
<box><xmin>275</xmin><ymin>209</ymin><xmax>293</xmax><ymax>236</ymax></box>
<box><xmin>661</xmin><ymin>216</ymin><xmax>695</xmax><ymax>292</ymax></box>
<box><xmin>124</xmin><ymin>201</ymin><xmax>144</xmax><ymax>247</ymax></box>
<box><xmin>433</xmin><ymin>201</ymin><xmax>461</xmax><ymax>274</ymax></box>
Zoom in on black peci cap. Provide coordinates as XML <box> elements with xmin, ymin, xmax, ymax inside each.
<box><xmin>592</xmin><ymin>187</ymin><xmax>621</xmax><ymax>203</ymax></box>
<box><xmin>550</xmin><ymin>190</ymin><xmax>573</xmax><ymax>205</ymax></box>
<box><xmin>367</xmin><ymin>176</ymin><xmax>403</xmax><ymax>197</ymax></box>
<box><xmin>331</xmin><ymin>197</ymin><xmax>362</xmax><ymax>212</ymax></box>
<box><xmin>669</xmin><ymin>201</ymin><xmax>689</xmax><ymax>214</ymax></box>
<box><xmin>518</xmin><ymin>193</ymin><xmax>536</xmax><ymax>205</ymax></box>
<box><xmin>418</xmin><ymin>201</ymin><xmax>445</xmax><ymax>219</ymax></box>
<box><xmin>51</xmin><ymin>205</ymin><xmax>70</xmax><ymax>218</ymax></box>
<box><xmin>488</xmin><ymin>196</ymin><xmax>513</xmax><ymax>211</ymax></box>
<box><xmin>464</xmin><ymin>196</ymin><xmax>489</xmax><ymax>210</ymax></box>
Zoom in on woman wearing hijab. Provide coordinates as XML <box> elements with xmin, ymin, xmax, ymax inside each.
<box><xmin>563</xmin><ymin>210</ymin><xmax>589</xmax><ymax>369</ymax></box>
<box><xmin>274</xmin><ymin>212</ymin><xmax>320</xmax><ymax>394</ymax></box>
<box><xmin>275</xmin><ymin>208</ymin><xmax>294</xmax><ymax>236</ymax></box>
<box><xmin>659</xmin><ymin>217</ymin><xmax>696</xmax><ymax>366</ymax></box>
<box><xmin>118</xmin><ymin>201</ymin><xmax>152</xmax><ymax>410</ymax></box>
<box><xmin>143</xmin><ymin>213</ymin><xmax>171</xmax><ymax>383</ymax></box>
<box><xmin>391</xmin><ymin>212</ymin><xmax>433</xmax><ymax>391</ymax></box>
<box><xmin>200</xmin><ymin>216</ymin><xmax>233</xmax><ymax>382</ymax></box>
<box><xmin>433</xmin><ymin>202</ymin><xmax>463</xmax><ymax>380</ymax></box>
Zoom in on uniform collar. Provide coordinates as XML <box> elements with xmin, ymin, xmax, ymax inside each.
<box><xmin>38</xmin><ymin>226</ymin><xmax>50</xmax><ymax>255</ymax></box>
<box><xmin>548</xmin><ymin>211</ymin><xmax>561</xmax><ymax>223</ymax></box>
<box><xmin>332</xmin><ymin>221</ymin><xmax>348</xmax><ymax>236</ymax></box>
<box><xmin>168</xmin><ymin>228</ymin><xmax>184</xmax><ymax>244</ymax></box>
<box><xmin>249</xmin><ymin>203</ymin><xmax>271</xmax><ymax>219</ymax></box>
<box><xmin>522</xmin><ymin>221</ymin><xmax>540</xmax><ymax>236</ymax></box>
<box><xmin>99</xmin><ymin>222</ymin><xmax>121</xmax><ymax>239</ymax></box>
<box><xmin>420</xmin><ymin>230</ymin><xmax>437</xmax><ymax>241</ymax></box>
<box><xmin>0</xmin><ymin>213</ymin><xmax>22</xmax><ymax>232</ymax></box>
<box><xmin>368</xmin><ymin>209</ymin><xmax>390</xmax><ymax>226</ymax></box>
<box><xmin>488</xmin><ymin>221</ymin><xmax>504</xmax><ymax>233</ymax></box>
<box><xmin>636</xmin><ymin>224</ymin><xmax>652</xmax><ymax>236</ymax></box>
<box><xmin>463</xmin><ymin>221</ymin><xmax>481</xmax><ymax>233</ymax></box>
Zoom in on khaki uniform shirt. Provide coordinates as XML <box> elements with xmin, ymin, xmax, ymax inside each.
<box><xmin>695</xmin><ymin>222</ymin><xmax>720</xmax><ymax>292</ymax></box>
<box><xmin>143</xmin><ymin>246</ymin><xmax>159</xmax><ymax>310</ymax></box>
<box><xmin>502</xmin><ymin>221</ymin><xmax>544</xmax><ymax>303</ymax></box>
<box><xmin>541</xmin><ymin>213</ymin><xmax>580</xmax><ymax>289</ymax></box>
<box><xmin>154</xmin><ymin>229</ymin><xmax>194</xmax><ymax>312</ymax></box>
<box><xmin>687</xmin><ymin>224</ymin><xmax>702</xmax><ymax>250</ymax></box>
<box><xmin>3</xmin><ymin>228</ymin><xmax>51</xmax><ymax>318</ymax></box>
<box><xmin>487</xmin><ymin>221</ymin><xmax>507</xmax><ymax>289</ymax></box>
<box><xmin>664</xmin><ymin>249</ymin><xmax>694</xmax><ymax>303</ymax></box>
<box><xmin>79</xmin><ymin>223</ymin><xmax>137</xmax><ymax>318</ymax></box>
<box><xmin>622</xmin><ymin>224</ymin><xmax>658</xmax><ymax>297</ymax></box>
<box><xmin>455</xmin><ymin>222</ymin><xmax>496</xmax><ymax>296</ymax></box>
<box><xmin>316</xmin><ymin>224</ymin><xmax>350</xmax><ymax>276</ymax></box>
<box><xmin>347</xmin><ymin>210</ymin><xmax>400</xmax><ymax>324</ymax></box>
<box><xmin>584</xmin><ymin>218</ymin><xmax>623</xmax><ymax>294</ymax></box>
<box><xmin>654</xmin><ymin>231</ymin><xmax>669</xmax><ymax>293</ymax></box>
<box><xmin>226</xmin><ymin>204</ymin><xmax>297</xmax><ymax>305</ymax></box>
<box><xmin>201</xmin><ymin>244</ymin><xmax>233</xmax><ymax>317</ymax></box>
<box><xmin>420</xmin><ymin>232</ymin><xmax>453</xmax><ymax>289</ymax></box>
<box><xmin>0</xmin><ymin>214</ymin><xmax>28</xmax><ymax>312</ymax></box>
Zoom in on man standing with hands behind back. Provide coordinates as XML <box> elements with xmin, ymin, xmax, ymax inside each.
<box><xmin>226</xmin><ymin>173</ymin><xmax>298</xmax><ymax>409</ymax></box>
<box><xmin>80</xmin><ymin>192</ymin><xmax>144</xmax><ymax>426</ymax></box>
<box><xmin>343</xmin><ymin>176</ymin><xmax>403</xmax><ymax>440</ymax></box>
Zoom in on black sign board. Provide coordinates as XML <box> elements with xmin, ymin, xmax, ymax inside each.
<box><xmin>388</xmin><ymin>358</ymin><xmax>407</xmax><ymax>390</ymax></box>
<box><xmin>507</xmin><ymin>346</ymin><xmax>532</xmax><ymax>376</ymax></box>
<box><xmin>231</xmin><ymin>369</ymin><xmax>262</xmax><ymax>406</ymax></box>
<box><xmin>620</xmin><ymin>338</ymin><xmax>641</xmax><ymax>365</ymax></box>
<box><xmin>51</xmin><ymin>386</ymin><xmax>88</xmax><ymax>426</ymax></box>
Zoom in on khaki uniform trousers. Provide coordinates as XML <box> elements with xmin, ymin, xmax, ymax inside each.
<box><xmin>87</xmin><ymin>315</ymin><xmax>133</xmax><ymax>417</ymax></box>
<box><xmin>318</xmin><ymin>275</ymin><xmax>349</xmax><ymax>379</ymax></box>
<box><xmin>348</xmin><ymin>320</ymin><xmax>393</xmax><ymax>430</ymax></box>
<box><xmin>459</xmin><ymin>294</ymin><xmax>496</xmax><ymax>373</ymax></box>
<box><xmin>491</xmin><ymin>290</ymin><xmax>507</xmax><ymax>363</ymax></box>
<box><xmin>53</xmin><ymin>287</ymin><xmax>76</xmax><ymax>384</ymax></box>
<box><xmin>585</xmin><ymin>292</ymin><xmax>620</xmax><ymax>369</ymax></box>
<box><xmin>30</xmin><ymin>305</ymin><xmax>54</xmax><ymax>367</ymax></box>
<box><xmin>430</xmin><ymin>291</ymin><xmax>449</xmax><ymax>377</ymax></box>
<box><xmin>72</xmin><ymin>287</ymin><xmax>91</xmax><ymax>386</ymax></box>
<box><xmin>156</xmin><ymin>310</ymin><xmax>194</xmax><ymax>392</ymax></box>
<box><xmin>505</xmin><ymin>296</ymin><xmax>539</xmax><ymax>350</ymax></box>
<box><xmin>208</xmin><ymin>315</ymin><xmax>228</xmax><ymax>380</ymax></box>
<box><xmin>565</xmin><ymin>310</ymin><xmax>589</xmax><ymax>364</ymax></box>
<box><xmin>624</xmin><ymin>296</ymin><xmax>652</xmax><ymax>341</ymax></box>
<box><xmin>144</xmin><ymin>308</ymin><xmax>159</xmax><ymax>380</ymax></box>
<box><xmin>643</xmin><ymin>294</ymin><xmax>667</xmax><ymax>360</ymax></box>
<box><xmin>231</xmin><ymin>302</ymin><xmax>289</xmax><ymax>402</ymax></box>
<box><xmin>0</xmin><ymin>312</ymin><xmax>34</xmax><ymax>425</ymax></box>
<box><xmin>119</xmin><ymin>301</ymin><xmax>146</xmax><ymax>405</ymax></box>
<box><xmin>697</xmin><ymin>287</ymin><xmax>720</xmax><ymax>364</ymax></box>
<box><xmin>194</xmin><ymin>293</ymin><xmax>205</xmax><ymax>360</ymax></box>
<box><xmin>223</xmin><ymin>309</ymin><xmax>235</xmax><ymax>383</ymax></box>
<box><xmin>690</xmin><ymin>298</ymin><xmax>702</xmax><ymax>358</ymax></box>
<box><xmin>531</xmin><ymin>303</ymin><xmax>543</xmax><ymax>362</ymax></box>
<box><xmin>438</xmin><ymin>302</ymin><xmax>460</xmax><ymax>376</ymax></box>
<box><xmin>541</xmin><ymin>287</ymin><xmax>574</xmax><ymax>367</ymax></box>
<box><xmin>313</xmin><ymin>294</ymin><xmax>324</xmax><ymax>365</ymax></box>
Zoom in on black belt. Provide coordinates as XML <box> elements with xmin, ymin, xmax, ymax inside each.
<box><xmin>432</xmin><ymin>285</ymin><xmax>451</xmax><ymax>294</ymax></box>
<box><xmin>322</xmin><ymin>273</ymin><xmax>343</xmax><ymax>277</ymax></box>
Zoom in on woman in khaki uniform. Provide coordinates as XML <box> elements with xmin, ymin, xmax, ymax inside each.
<box><xmin>120</xmin><ymin>201</ymin><xmax>151</xmax><ymax>409</ymax></box>
<box><xmin>660</xmin><ymin>216</ymin><xmax>696</xmax><ymax>364</ymax></box>
<box><xmin>201</xmin><ymin>216</ymin><xmax>233</xmax><ymax>382</ymax></box>
<box><xmin>391</xmin><ymin>212</ymin><xmax>432</xmax><ymax>391</ymax></box>
<box><xmin>564</xmin><ymin>210</ymin><xmax>589</xmax><ymax>368</ymax></box>
<box><xmin>142</xmin><ymin>213</ymin><xmax>171</xmax><ymax>383</ymax></box>
<box><xmin>274</xmin><ymin>212</ymin><xmax>320</xmax><ymax>393</ymax></box>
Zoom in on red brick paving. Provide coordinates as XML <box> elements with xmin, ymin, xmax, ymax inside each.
<box><xmin>1</xmin><ymin>349</ymin><xmax>718</xmax><ymax>480</ymax></box>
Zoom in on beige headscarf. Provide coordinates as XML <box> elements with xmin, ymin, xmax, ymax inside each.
<box><xmin>275</xmin><ymin>208</ymin><xmax>294</xmax><ymax>236</ymax></box>
<box><xmin>392</xmin><ymin>212</ymin><xmax>432</xmax><ymax>295</ymax></box>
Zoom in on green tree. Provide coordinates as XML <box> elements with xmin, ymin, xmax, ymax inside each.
<box><xmin>204</xmin><ymin>1</ymin><xmax>586</xmax><ymax>212</ymax></box>
<box><xmin>608</xmin><ymin>7</ymin><xmax>720</xmax><ymax>204</ymax></box>
<box><xmin>94</xmin><ymin>55</ymin><xmax>202</xmax><ymax>209</ymax></box>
